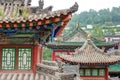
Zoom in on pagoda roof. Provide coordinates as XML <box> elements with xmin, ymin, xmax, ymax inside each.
<box><xmin>0</xmin><ymin>0</ymin><xmax>79</xmax><ymax>43</ymax></box>
<box><xmin>63</xmin><ymin>27</ymin><xmax>100</xmax><ymax>42</ymax></box>
<box><xmin>109</xmin><ymin>62</ymin><xmax>120</xmax><ymax>72</ymax></box>
<box><xmin>46</xmin><ymin>27</ymin><xmax>118</xmax><ymax>48</ymax></box>
<box><xmin>0</xmin><ymin>8</ymin><xmax>77</xmax><ymax>24</ymax></box>
<box><xmin>0</xmin><ymin>0</ymin><xmax>78</xmax><ymax>28</ymax></box>
<box><xmin>46</xmin><ymin>40</ymin><xmax>117</xmax><ymax>47</ymax></box>
<box><xmin>0</xmin><ymin>2</ymin><xmax>78</xmax><ymax>26</ymax></box>
<box><xmin>59</xmin><ymin>40</ymin><xmax>120</xmax><ymax>65</ymax></box>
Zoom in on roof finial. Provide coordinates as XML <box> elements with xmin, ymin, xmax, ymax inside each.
<box><xmin>76</xmin><ymin>22</ymin><xmax>78</xmax><ymax>30</ymax></box>
<box><xmin>87</xmin><ymin>33</ymin><xmax>91</xmax><ymax>40</ymax></box>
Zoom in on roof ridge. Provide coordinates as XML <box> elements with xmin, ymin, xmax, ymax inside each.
<box><xmin>64</xmin><ymin>27</ymin><xmax>86</xmax><ymax>41</ymax></box>
<box><xmin>74</xmin><ymin>40</ymin><xmax>104</xmax><ymax>55</ymax></box>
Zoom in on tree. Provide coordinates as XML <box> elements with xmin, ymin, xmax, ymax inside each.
<box><xmin>42</xmin><ymin>47</ymin><xmax>52</xmax><ymax>60</ymax></box>
<box><xmin>92</xmin><ymin>25</ymin><xmax>104</xmax><ymax>40</ymax></box>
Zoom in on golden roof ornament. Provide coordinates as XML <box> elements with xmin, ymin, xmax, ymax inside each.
<box><xmin>76</xmin><ymin>22</ymin><xmax>79</xmax><ymax>29</ymax></box>
<box><xmin>87</xmin><ymin>33</ymin><xmax>91</xmax><ymax>40</ymax></box>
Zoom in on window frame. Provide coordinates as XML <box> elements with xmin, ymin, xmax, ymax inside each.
<box><xmin>18</xmin><ymin>48</ymin><xmax>32</xmax><ymax>70</ymax></box>
<box><xmin>2</xmin><ymin>48</ymin><xmax>16</xmax><ymax>70</ymax></box>
<box><xmin>80</xmin><ymin>68</ymin><xmax>105</xmax><ymax>77</ymax></box>
<box><xmin>99</xmin><ymin>69</ymin><xmax>105</xmax><ymax>76</ymax></box>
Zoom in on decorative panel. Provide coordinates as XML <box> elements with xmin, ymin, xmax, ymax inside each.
<box><xmin>92</xmin><ymin>69</ymin><xmax>98</xmax><ymax>76</ymax></box>
<box><xmin>80</xmin><ymin>69</ymin><xmax>84</xmax><ymax>76</ymax></box>
<box><xmin>99</xmin><ymin>69</ymin><xmax>105</xmax><ymax>76</ymax></box>
<box><xmin>85</xmin><ymin>69</ymin><xmax>91</xmax><ymax>76</ymax></box>
<box><xmin>2</xmin><ymin>48</ymin><xmax>16</xmax><ymax>70</ymax></box>
<box><xmin>18</xmin><ymin>48</ymin><xmax>32</xmax><ymax>70</ymax></box>
<box><xmin>55</xmin><ymin>52</ymin><xmax>67</xmax><ymax>56</ymax></box>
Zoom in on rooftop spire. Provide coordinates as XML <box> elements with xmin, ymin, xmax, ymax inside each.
<box><xmin>87</xmin><ymin>33</ymin><xmax>91</xmax><ymax>40</ymax></box>
<box><xmin>75</xmin><ymin>22</ymin><xmax>79</xmax><ymax>30</ymax></box>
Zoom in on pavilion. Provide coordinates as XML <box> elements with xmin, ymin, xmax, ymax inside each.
<box><xmin>59</xmin><ymin>35</ymin><xmax>120</xmax><ymax>80</ymax></box>
<box><xmin>0</xmin><ymin>0</ymin><xmax>78</xmax><ymax>80</ymax></box>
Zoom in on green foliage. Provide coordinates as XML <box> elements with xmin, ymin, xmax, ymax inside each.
<box><xmin>92</xmin><ymin>25</ymin><xmax>104</xmax><ymax>40</ymax></box>
<box><xmin>42</xmin><ymin>47</ymin><xmax>52</xmax><ymax>60</ymax></box>
<box><xmin>68</xmin><ymin>6</ymin><xmax>120</xmax><ymax>27</ymax></box>
<box><xmin>104</xmin><ymin>22</ymin><xmax>114</xmax><ymax>26</ymax></box>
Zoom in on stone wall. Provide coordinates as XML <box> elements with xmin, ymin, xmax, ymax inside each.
<box><xmin>37</xmin><ymin>61</ymin><xmax>81</xmax><ymax>80</ymax></box>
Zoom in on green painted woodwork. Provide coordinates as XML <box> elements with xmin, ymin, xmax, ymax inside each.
<box><xmin>92</xmin><ymin>69</ymin><xmax>98</xmax><ymax>76</ymax></box>
<box><xmin>47</xmin><ymin>25</ymin><xmax>54</xmax><ymax>29</ymax></box>
<box><xmin>80</xmin><ymin>69</ymin><xmax>84</xmax><ymax>76</ymax></box>
<box><xmin>25</xmin><ymin>23</ymin><xmax>29</xmax><ymax>27</ymax></box>
<box><xmin>2</xmin><ymin>48</ymin><xmax>16</xmax><ymax>70</ymax></box>
<box><xmin>85</xmin><ymin>69</ymin><xmax>91</xmax><ymax>76</ymax></box>
<box><xmin>18</xmin><ymin>48</ymin><xmax>32</xmax><ymax>70</ymax></box>
<box><xmin>33</xmin><ymin>21</ymin><xmax>36</xmax><ymax>26</ymax></box>
<box><xmin>49</xmin><ymin>20</ymin><xmax>52</xmax><ymax>24</ymax></box>
<box><xmin>99</xmin><ymin>69</ymin><xmax>105</xmax><ymax>76</ymax></box>
<box><xmin>80</xmin><ymin>68</ymin><xmax>105</xmax><ymax>76</ymax></box>
<box><xmin>2</xmin><ymin>24</ymin><xmax>6</xmax><ymax>29</ymax></box>
<box><xmin>18</xmin><ymin>23</ymin><xmax>22</xmax><ymax>28</ymax></box>
<box><xmin>10</xmin><ymin>24</ymin><xmax>14</xmax><ymax>28</ymax></box>
<box><xmin>48</xmin><ymin>41</ymin><xmax>116</xmax><ymax>46</ymax></box>
<box><xmin>11</xmin><ymin>33</ymin><xmax>35</xmax><ymax>37</ymax></box>
<box><xmin>109</xmin><ymin>62</ymin><xmax>120</xmax><ymax>72</ymax></box>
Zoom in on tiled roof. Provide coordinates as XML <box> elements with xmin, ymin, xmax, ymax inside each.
<box><xmin>0</xmin><ymin>2</ymin><xmax>78</xmax><ymax>23</ymax></box>
<box><xmin>63</xmin><ymin>27</ymin><xmax>100</xmax><ymax>42</ymax></box>
<box><xmin>0</xmin><ymin>73</ymin><xmax>42</xmax><ymax>80</ymax></box>
<box><xmin>46</xmin><ymin>27</ymin><xmax>118</xmax><ymax>47</ymax></box>
<box><xmin>64</xmin><ymin>27</ymin><xmax>86</xmax><ymax>42</ymax></box>
<box><xmin>109</xmin><ymin>62</ymin><xmax>120</xmax><ymax>72</ymax></box>
<box><xmin>46</xmin><ymin>41</ymin><xmax>117</xmax><ymax>46</ymax></box>
<box><xmin>59</xmin><ymin>40</ymin><xmax>120</xmax><ymax>65</ymax></box>
<box><xmin>0</xmin><ymin>9</ymin><xmax>67</xmax><ymax>23</ymax></box>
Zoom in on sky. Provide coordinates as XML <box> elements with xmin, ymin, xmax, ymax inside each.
<box><xmin>31</xmin><ymin>0</ymin><xmax>120</xmax><ymax>13</ymax></box>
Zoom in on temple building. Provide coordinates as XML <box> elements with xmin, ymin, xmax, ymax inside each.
<box><xmin>0</xmin><ymin>0</ymin><xmax>78</xmax><ymax>80</ymax></box>
<box><xmin>59</xmin><ymin>35</ymin><xmax>120</xmax><ymax>80</ymax></box>
<box><xmin>46</xmin><ymin>27</ymin><xmax>119</xmax><ymax>61</ymax></box>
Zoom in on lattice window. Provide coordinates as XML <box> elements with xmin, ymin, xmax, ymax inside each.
<box><xmin>99</xmin><ymin>69</ymin><xmax>105</xmax><ymax>76</ymax></box>
<box><xmin>55</xmin><ymin>52</ymin><xmax>67</xmax><ymax>56</ymax></box>
<box><xmin>80</xmin><ymin>69</ymin><xmax>84</xmax><ymax>76</ymax></box>
<box><xmin>92</xmin><ymin>69</ymin><xmax>98</xmax><ymax>76</ymax></box>
<box><xmin>2</xmin><ymin>48</ymin><xmax>16</xmax><ymax>70</ymax></box>
<box><xmin>85</xmin><ymin>69</ymin><xmax>91</xmax><ymax>76</ymax></box>
<box><xmin>18</xmin><ymin>48</ymin><xmax>32</xmax><ymax>70</ymax></box>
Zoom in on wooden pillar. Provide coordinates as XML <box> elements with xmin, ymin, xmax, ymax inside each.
<box><xmin>67</xmin><ymin>51</ymin><xmax>70</xmax><ymax>55</ymax></box>
<box><xmin>52</xmin><ymin>51</ymin><xmax>55</xmax><ymax>61</ymax></box>
<box><xmin>105</xmin><ymin>68</ymin><xmax>108</xmax><ymax>80</ymax></box>
<box><xmin>33</xmin><ymin>45</ymin><xmax>40</xmax><ymax>73</ymax></box>
<box><xmin>39</xmin><ymin>45</ymin><xmax>43</xmax><ymax>63</ymax></box>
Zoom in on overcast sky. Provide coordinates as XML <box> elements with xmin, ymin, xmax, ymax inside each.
<box><xmin>31</xmin><ymin>0</ymin><xmax>120</xmax><ymax>13</ymax></box>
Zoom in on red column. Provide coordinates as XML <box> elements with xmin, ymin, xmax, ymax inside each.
<box><xmin>105</xmin><ymin>68</ymin><xmax>108</xmax><ymax>80</ymax></box>
<box><xmin>52</xmin><ymin>51</ymin><xmax>55</xmax><ymax>61</ymax></box>
<box><xmin>39</xmin><ymin>45</ymin><xmax>42</xmax><ymax>63</ymax></box>
<box><xmin>67</xmin><ymin>51</ymin><xmax>70</xmax><ymax>55</ymax></box>
<box><xmin>33</xmin><ymin>45</ymin><xmax>40</xmax><ymax>73</ymax></box>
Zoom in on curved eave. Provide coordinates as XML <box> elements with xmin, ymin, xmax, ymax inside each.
<box><xmin>60</xmin><ymin>57</ymin><xmax>120</xmax><ymax>66</ymax></box>
<box><xmin>45</xmin><ymin>42</ymin><xmax>118</xmax><ymax>47</ymax></box>
<box><xmin>0</xmin><ymin>2</ymin><xmax>78</xmax><ymax>28</ymax></box>
<box><xmin>0</xmin><ymin>13</ymin><xmax>71</xmax><ymax>28</ymax></box>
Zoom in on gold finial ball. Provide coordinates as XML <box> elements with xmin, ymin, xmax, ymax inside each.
<box><xmin>76</xmin><ymin>23</ymin><xmax>78</xmax><ymax>29</ymax></box>
<box><xmin>87</xmin><ymin>33</ymin><xmax>91</xmax><ymax>40</ymax></box>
